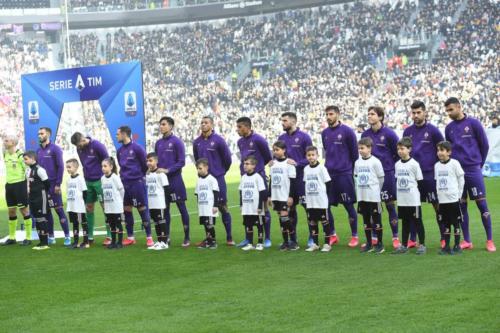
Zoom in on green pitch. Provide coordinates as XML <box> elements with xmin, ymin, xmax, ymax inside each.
<box><xmin>0</xmin><ymin>166</ymin><xmax>499</xmax><ymax>332</ymax></box>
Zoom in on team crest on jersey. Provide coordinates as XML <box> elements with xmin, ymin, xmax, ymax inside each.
<box><xmin>272</xmin><ymin>176</ymin><xmax>281</xmax><ymax>184</ymax></box>
<box><xmin>295</xmin><ymin>138</ymin><xmax>299</xmax><ymax>143</ymax></box>
<box><xmin>211</xmin><ymin>141</ymin><xmax>215</xmax><ymax>146</ymax></box>
<box><xmin>424</xmin><ymin>132</ymin><xmax>429</xmax><ymax>138</ymax></box>
<box><xmin>380</xmin><ymin>136</ymin><xmax>385</xmax><ymax>141</ymax></box>
<box><xmin>337</xmin><ymin>134</ymin><xmax>342</xmax><ymax>140</ymax></box>
<box><xmin>129</xmin><ymin>150</ymin><xmax>133</xmax><ymax>155</ymax></box>
<box><xmin>90</xmin><ymin>149</ymin><xmax>94</xmax><ymax>154</ymax></box>
<box><xmin>464</xmin><ymin>126</ymin><xmax>469</xmax><ymax>132</ymax></box>
<box><xmin>168</xmin><ymin>143</ymin><xmax>172</xmax><ymax>147</ymax></box>
<box><xmin>307</xmin><ymin>182</ymin><xmax>318</xmax><ymax>191</ymax></box>
<box><xmin>398</xmin><ymin>178</ymin><xmax>409</xmax><ymax>188</ymax></box>
<box><xmin>244</xmin><ymin>190</ymin><xmax>253</xmax><ymax>199</ymax></box>
<box><xmin>359</xmin><ymin>174</ymin><xmax>369</xmax><ymax>185</ymax></box>
<box><xmin>250</xmin><ymin>142</ymin><xmax>254</xmax><ymax>147</ymax></box>
<box><xmin>439</xmin><ymin>178</ymin><xmax>447</xmax><ymax>187</ymax></box>
<box><xmin>199</xmin><ymin>192</ymin><xmax>207</xmax><ymax>200</ymax></box>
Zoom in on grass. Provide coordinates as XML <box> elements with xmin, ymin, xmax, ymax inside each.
<box><xmin>0</xmin><ymin>166</ymin><xmax>499</xmax><ymax>332</ymax></box>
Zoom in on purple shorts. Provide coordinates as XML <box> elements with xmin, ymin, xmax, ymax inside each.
<box><xmin>295</xmin><ymin>169</ymin><xmax>306</xmax><ymax>197</ymax></box>
<box><xmin>259</xmin><ymin>171</ymin><xmax>270</xmax><ymax>200</ymax></box>
<box><xmin>48</xmin><ymin>184</ymin><xmax>63</xmax><ymax>208</ymax></box>
<box><xmin>328</xmin><ymin>173</ymin><xmax>357</xmax><ymax>205</ymax></box>
<box><xmin>167</xmin><ymin>173</ymin><xmax>187</xmax><ymax>202</ymax></box>
<box><xmin>381</xmin><ymin>171</ymin><xmax>397</xmax><ymax>203</ymax></box>
<box><xmin>215</xmin><ymin>175</ymin><xmax>228</xmax><ymax>205</ymax></box>
<box><xmin>418</xmin><ymin>173</ymin><xmax>438</xmax><ymax>204</ymax></box>
<box><xmin>462</xmin><ymin>169</ymin><xmax>487</xmax><ymax>200</ymax></box>
<box><xmin>123</xmin><ymin>179</ymin><xmax>148</xmax><ymax>207</ymax></box>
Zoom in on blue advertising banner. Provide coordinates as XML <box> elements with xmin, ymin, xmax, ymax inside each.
<box><xmin>21</xmin><ymin>61</ymin><xmax>144</xmax><ymax>151</ymax></box>
<box><xmin>483</xmin><ymin>129</ymin><xmax>500</xmax><ymax>177</ymax></box>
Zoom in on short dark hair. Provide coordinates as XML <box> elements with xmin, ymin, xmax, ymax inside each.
<box><xmin>236</xmin><ymin>116</ymin><xmax>252</xmax><ymax>128</ymax></box>
<box><xmin>280</xmin><ymin>112</ymin><xmax>297</xmax><ymax>121</ymax></box>
<box><xmin>196</xmin><ymin>158</ymin><xmax>209</xmax><ymax>167</ymax></box>
<box><xmin>358</xmin><ymin>137</ymin><xmax>373</xmax><ymax>148</ymax></box>
<box><xmin>243</xmin><ymin>155</ymin><xmax>258</xmax><ymax>165</ymax></box>
<box><xmin>444</xmin><ymin>97</ymin><xmax>460</xmax><ymax>107</ymax></box>
<box><xmin>436</xmin><ymin>141</ymin><xmax>452</xmax><ymax>152</ymax></box>
<box><xmin>397</xmin><ymin>137</ymin><xmax>413</xmax><ymax>149</ymax></box>
<box><xmin>159</xmin><ymin>116</ymin><xmax>174</xmax><ymax>127</ymax></box>
<box><xmin>202</xmin><ymin>116</ymin><xmax>214</xmax><ymax>124</ymax></box>
<box><xmin>272</xmin><ymin>140</ymin><xmax>287</xmax><ymax>150</ymax></box>
<box><xmin>23</xmin><ymin>150</ymin><xmax>37</xmax><ymax>160</ymax></box>
<box><xmin>118</xmin><ymin>126</ymin><xmax>132</xmax><ymax>137</ymax></box>
<box><xmin>70</xmin><ymin>132</ymin><xmax>84</xmax><ymax>146</ymax></box>
<box><xmin>146</xmin><ymin>152</ymin><xmax>158</xmax><ymax>160</ymax></box>
<box><xmin>305</xmin><ymin>146</ymin><xmax>318</xmax><ymax>153</ymax></box>
<box><xmin>66</xmin><ymin>158</ymin><xmax>79</xmax><ymax>167</ymax></box>
<box><xmin>39</xmin><ymin>127</ymin><xmax>52</xmax><ymax>135</ymax></box>
<box><xmin>410</xmin><ymin>100</ymin><xmax>426</xmax><ymax>111</ymax></box>
<box><xmin>325</xmin><ymin>105</ymin><xmax>340</xmax><ymax>114</ymax></box>
<box><xmin>368</xmin><ymin>106</ymin><xmax>385</xmax><ymax>121</ymax></box>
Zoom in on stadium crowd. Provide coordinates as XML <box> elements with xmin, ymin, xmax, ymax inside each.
<box><xmin>0</xmin><ymin>0</ymin><xmax>498</xmax><ymax>157</ymax></box>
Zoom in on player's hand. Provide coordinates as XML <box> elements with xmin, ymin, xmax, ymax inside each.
<box><xmin>54</xmin><ymin>186</ymin><xmax>61</xmax><ymax>194</ymax></box>
<box><xmin>268</xmin><ymin>160</ymin><xmax>274</xmax><ymax>167</ymax></box>
<box><xmin>257</xmin><ymin>208</ymin><xmax>262</xmax><ymax>214</ymax></box>
<box><xmin>212</xmin><ymin>207</ymin><xmax>219</xmax><ymax>214</ymax></box>
<box><xmin>287</xmin><ymin>197</ymin><xmax>293</xmax><ymax>207</ymax></box>
<box><xmin>157</xmin><ymin>168</ymin><xmax>168</xmax><ymax>174</ymax></box>
<box><xmin>267</xmin><ymin>198</ymin><xmax>272</xmax><ymax>208</ymax></box>
<box><xmin>287</xmin><ymin>158</ymin><xmax>297</xmax><ymax>166</ymax></box>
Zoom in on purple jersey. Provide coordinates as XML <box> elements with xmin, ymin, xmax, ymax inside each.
<box><xmin>403</xmin><ymin>122</ymin><xmax>443</xmax><ymax>177</ymax></box>
<box><xmin>237</xmin><ymin>131</ymin><xmax>272</xmax><ymax>175</ymax></box>
<box><xmin>155</xmin><ymin>133</ymin><xmax>187</xmax><ymax>201</ymax></box>
<box><xmin>77</xmin><ymin>137</ymin><xmax>109</xmax><ymax>181</ymax></box>
<box><xmin>278</xmin><ymin>128</ymin><xmax>311</xmax><ymax>197</ymax></box>
<box><xmin>322</xmin><ymin>123</ymin><xmax>358</xmax><ymax>175</ymax></box>
<box><xmin>37</xmin><ymin>142</ymin><xmax>64</xmax><ymax>187</ymax></box>
<box><xmin>361</xmin><ymin>125</ymin><xmax>399</xmax><ymax>172</ymax></box>
<box><xmin>445</xmin><ymin>115</ymin><xmax>489</xmax><ymax>172</ymax></box>
<box><xmin>117</xmin><ymin>141</ymin><xmax>148</xmax><ymax>182</ymax></box>
<box><xmin>193</xmin><ymin>131</ymin><xmax>232</xmax><ymax>177</ymax></box>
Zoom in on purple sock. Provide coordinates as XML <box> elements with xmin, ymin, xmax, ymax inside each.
<box><xmin>327</xmin><ymin>208</ymin><xmax>336</xmax><ymax>235</ymax></box>
<box><xmin>460</xmin><ymin>201</ymin><xmax>470</xmax><ymax>242</ymax></box>
<box><xmin>344</xmin><ymin>203</ymin><xmax>358</xmax><ymax>236</ymax></box>
<box><xmin>124</xmin><ymin>211</ymin><xmax>134</xmax><ymax>237</ymax></box>
<box><xmin>476</xmin><ymin>199</ymin><xmax>492</xmax><ymax>240</ymax></box>
<box><xmin>386</xmin><ymin>202</ymin><xmax>398</xmax><ymax>238</ymax></box>
<box><xmin>47</xmin><ymin>211</ymin><xmax>55</xmax><ymax>237</ymax></box>
<box><xmin>221</xmin><ymin>210</ymin><xmax>232</xmax><ymax>241</ymax></box>
<box><xmin>176</xmin><ymin>201</ymin><xmax>190</xmax><ymax>241</ymax></box>
<box><xmin>139</xmin><ymin>209</ymin><xmax>152</xmax><ymax>237</ymax></box>
<box><xmin>264</xmin><ymin>210</ymin><xmax>271</xmax><ymax>240</ymax></box>
<box><xmin>55</xmin><ymin>207</ymin><xmax>70</xmax><ymax>237</ymax></box>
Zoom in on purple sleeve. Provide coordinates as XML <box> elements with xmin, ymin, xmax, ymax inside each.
<box><xmin>154</xmin><ymin>140</ymin><xmax>159</xmax><ymax>154</ymax></box>
<box><xmin>297</xmin><ymin>134</ymin><xmax>312</xmax><ymax>168</ymax></box>
<box><xmin>54</xmin><ymin>145</ymin><xmax>64</xmax><ymax>186</ymax></box>
<box><xmin>96</xmin><ymin>140</ymin><xmax>109</xmax><ymax>161</ymax></box>
<box><xmin>135</xmin><ymin>144</ymin><xmax>148</xmax><ymax>174</ymax></box>
<box><xmin>193</xmin><ymin>139</ymin><xmax>199</xmax><ymax>162</ymax></box>
<box><xmin>389</xmin><ymin>130</ymin><xmax>399</xmax><ymax>163</ymax></box>
<box><xmin>444</xmin><ymin>126</ymin><xmax>451</xmax><ymax>142</ymax></box>
<box><xmin>433</xmin><ymin>126</ymin><xmax>444</xmax><ymax>145</ymax></box>
<box><xmin>169</xmin><ymin>139</ymin><xmax>186</xmax><ymax>174</ymax></box>
<box><xmin>257</xmin><ymin>136</ymin><xmax>272</xmax><ymax>165</ymax></box>
<box><xmin>473</xmin><ymin>120</ymin><xmax>489</xmax><ymax>166</ymax></box>
<box><xmin>219</xmin><ymin>138</ymin><xmax>232</xmax><ymax>172</ymax></box>
<box><xmin>347</xmin><ymin>128</ymin><xmax>359</xmax><ymax>165</ymax></box>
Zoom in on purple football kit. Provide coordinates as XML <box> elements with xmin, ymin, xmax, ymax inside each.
<box><xmin>77</xmin><ymin>137</ymin><xmax>109</xmax><ymax>182</ymax></box>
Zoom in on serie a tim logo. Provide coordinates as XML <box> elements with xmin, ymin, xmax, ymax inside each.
<box><xmin>124</xmin><ymin>91</ymin><xmax>137</xmax><ymax>117</ymax></box>
<box><xmin>28</xmin><ymin>101</ymin><xmax>39</xmax><ymax>124</ymax></box>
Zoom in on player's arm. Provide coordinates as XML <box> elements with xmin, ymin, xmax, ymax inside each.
<box><xmin>168</xmin><ymin>139</ymin><xmax>186</xmax><ymax>174</ymax></box>
<box><xmin>257</xmin><ymin>137</ymin><xmax>272</xmax><ymax>165</ymax></box>
<box><xmin>54</xmin><ymin>146</ymin><xmax>64</xmax><ymax>187</ymax></box>
<box><xmin>348</xmin><ymin>129</ymin><xmax>359</xmax><ymax>166</ymax></box>
<box><xmin>239</xmin><ymin>190</ymin><xmax>242</xmax><ymax>207</ymax></box>
<box><xmin>220</xmin><ymin>140</ymin><xmax>232</xmax><ymax>172</ymax></box>
<box><xmin>296</xmin><ymin>134</ymin><xmax>313</xmax><ymax>168</ymax></box>
<box><xmin>192</xmin><ymin>140</ymin><xmax>199</xmax><ymax>162</ymax></box>
<box><xmin>473</xmin><ymin>120</ymin><xmax>490</xmax><ymax>167</ymax></box>
<box><xmin>135</xmin><ymin>145</ymin><xmax>148</xmax><ymax>174</ymax></box>
<box><xmin>389</xmin><ymin>130</ymin><xmax>400</xmax><ymax>162</ymax></box>
<box><xmin>433</xmin><ymin>127</ymin><xmax>445</xmax><ymax>144</ymax></box>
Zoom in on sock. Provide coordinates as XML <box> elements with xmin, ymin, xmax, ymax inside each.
<box><xmin>322</xmin><ymin>220</ymin><xmax>331</xmax><ymax>244</ymax></box>
<box><xmin>159</xmin><ymin>221</ymin><xmax>167</xmax><ymax>243</ymax></box>
<box><xmin>402</xmin><ymin>219</ymin><xmax>410</xmax><ymax>247</ymax></box>
<box><xmin>106</xmin><ymin>223</ymin><xmax>111</xmax><ymax>238</ymax></box>
<box><xmin>24</xmin><ymin>215</ymin><xmax>32</xmax><ymax>240</ymax></box>
<box><xmin>87</xmin><ymin>211</ymin><xmax>95</xmax><ymax>240</ymax></box>
<box><xmin>47</xmin><ymin>211</ymin><xmax>55</xmax><ymax>238</ymax></box>
<box><xmin>209</xmin><ymin>226</ymin><xmax>216</xmax><ymax>242</ymax></box>
<box><xmin>344</xmin><ymin>203</ymin><xmax>358</xmax><ymax>236</ymax></box>
<box><xmin>220</xmin><ymin>208</ymin><xmax>232</xmax><ymax>241</ymax></box>
<box><xmin>433</xmin><ymin>206</ymin><xmax>445</xmax><ymax>241</ymax></box>
<box><xmin>82</xmin><ymin>218</ymin><xmax>89</xmax><ymax>243</ymax></box>
<box><xmin>444</xmin><ymin>225</ymin><xmax>451</xmax><ymax>249</ymax></box>
<box><xmin>204</xmin><ymin>225</ymin><xmax>211</xmax><ymax>244</ymax></box>
<box><xmin>279</xmin><ymin>216</ymin><xmax>290</xmax><ymax>243</ymax></box>
<box><xmin>264</xmin><ymin>210</ymin><xmax>271</xmax><ymax>240</ymax></box>
<box><xmin>289</xmin><ymin>208</ymin><xmax>298</xmax><ymax>242</ymax></box>
<box><xmin>415</xmin><ymin>216</ymin><xmax>425</xmax><ymax>245</ymax></box>
<box><xmin>110</xmin><ymin>221</ymin><xmax>117</xmax><ymax>244</ymax></box>
<box><xmin>117</xmin><ymin>221</ymin><xmax>124</xmax><ymax>244</ymax></box>
<box><xmin>55</xmin><ymin>207</ymin><xmax>70</xmax><ymax>237</ymax></box>
<box><xmin>38</xmin><ymin>218</ymin><xmax>48</xmax><ymax>246</ymax></box>
<box><xmin>257</xmin><ymin>222</ymin><xmax>264</xmax><ymax>244</ymax></box>
<box><xmin>386</xmin><ymin>202</ymin><xmax>398</xmax><ymax>238</ymax></box>
<box><xmin>327</xmin><ymin>208</ymin><xmax>336</xmax><ymax>235</ymax></box>
<box><xmin>373</xmin><ymin>213</ymin><xmax>383</xmax><ymax>245</ymax></box>
<box><xmin>177</xmin><ymin>201</ymin><xmax>190</xmax><ymax>241</ymax></box>
<box><xmin>165</xmin><ymin>203</ymin><xmax>172</xmax><ymax>240</ymax></box>
<box><xmin>154</xmin><ymin>222</ymin><xmax>161</xmax><ymax>242</ymax></box>
<box><xmin>310</xmin><ymin>223</ymin><xmax>319</xmax><ymax>245</ymax></box>
<box><xmin>124</xmin><ymin>211</ymin><xmax>134</xmax><ymax>238</ymax></box>
<box><xmin>139</xmin><ymin>209</ymin><xmax>152</xmax><ymax>238</ymax></box>
<box><xmin>476</xmin><ymin>200</ymin><xmax>492</xmax><ymax>240</ymax></box>
<box><xmin>73</xmin><ymin>221</ymin><xmax>79</xmax><ymax>244</ymax></box>
<box><xmin>8</xmin><ymin>216</ymin><xmax>17</xmax><ymax>240</ymax></box>
<box><xmin>460</xmin><ymin>201</ymin><xmax>470</xmax><ymax>242</ymax></box>
<box><xmin>453</xmin><ymin>224</ymin><xmax>461</xmax><ymax>247</ymax></box>
<box><xmin>409</xmin><ymin>219</ymin><xmax>416</xmax><ymax>242</ymax></box>
<box><xmin>245</xmin><ymin>226</ymin><xmax>253</xmax><ymax>244</ymax></box>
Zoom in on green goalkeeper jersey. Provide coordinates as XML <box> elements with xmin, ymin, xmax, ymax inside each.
<box><xmin>4</xmin><ymin>149</ymin><xmax>26</xmax><ymax>184</ymax></box>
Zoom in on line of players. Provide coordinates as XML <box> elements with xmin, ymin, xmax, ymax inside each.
<box><xmin>2</xmin><ymin>97</ymin><xmax>495</xmax><ymax>252</ymax></box>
